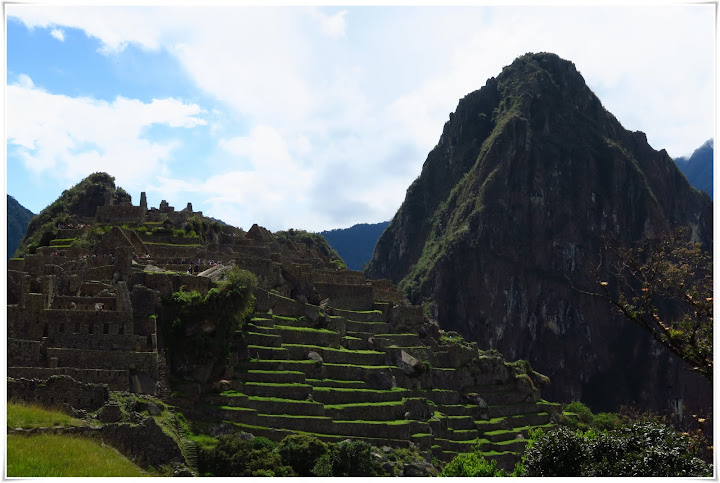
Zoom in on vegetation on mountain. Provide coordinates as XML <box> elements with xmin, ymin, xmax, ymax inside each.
<box><xmin>14</xmin><ymin>172</ymin><xmax>130</xmax><ymax>257</ymax></box>
<box><xmin>365</xmin><ymin>52</ymin><xmax>712</xmax><ymax>415</ymax></box>
<box><xmin>274</xmin><ymin>228</ymin><xmax>346</xmax><ymax>269</ymax></box>
<box><xmin>162</xmin><ymin>267</ymin><xmax>257</xmax><ymax>375</ymax></box>
<box><xmin>674</xmin><ymin>139</ymin><xmax>713</xmax><ymax>199</ymax></box>
<box><xmin>320</xmin><ymin>221</ymin><xmax>390</xmax><ymax>270</ymax></box>
<box><xmin>7</xmin><ymin>195</ymin><xmax>34</xmax><ymax>259</ymax></box>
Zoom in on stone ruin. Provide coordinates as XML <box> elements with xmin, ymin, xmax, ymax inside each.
<box><xmin>7</xmin><ymin>194</ymin><xmax>561</xmax><ymax>471</ymax></box>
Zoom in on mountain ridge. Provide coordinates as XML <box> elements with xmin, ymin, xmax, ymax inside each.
<box><xmin>366</xmin><ymin>52</ymin><xmax>712</xmax><ymax>417</ymax></box>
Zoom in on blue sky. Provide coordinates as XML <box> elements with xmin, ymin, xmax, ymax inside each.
<box><xmin>5</xmin><ymin>5</ymin><xmax>715</xmax><ymax>232</ymax></box>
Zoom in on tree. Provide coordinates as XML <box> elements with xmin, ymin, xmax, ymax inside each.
<box><xmin>576</xmin><ymin>231</ymin><xmax>712</xmax><ymax>382</ymax></box>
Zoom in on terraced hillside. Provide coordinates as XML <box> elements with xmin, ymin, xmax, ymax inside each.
<box><xmin>7</xmin><ymin>186</ymin><xmax>561</xmax><ymax>471</ymax></box>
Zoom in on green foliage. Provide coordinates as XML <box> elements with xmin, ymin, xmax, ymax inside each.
<box><xmin>565</xmin><ymin>401</ymin><xmax>594</xmax><ymax>425</ymax></box>
<box><xmin>274</xmin><ymin>228</ymin><xmax>346</xmax><ymax>267</ymax></box>
<box><xmin>7</xmin><ymin>194</ymin><xmax>34</xmax><ymax>259</ymax></box>
<box><xmin>441</xmin><ymin>453</ymin><xmax>505</xmax><ymax>477</ymax></box>
<box><xmin>598</xmin><ymin>231</ymin><xmax>713</xmax><ymax>380</ymax></box>
<box><xmin>311</xmin><ymin>439</ymin><xmax>383</xmax><ymax>477</ymax></box>
<box><xmin>15</xmin><ymin>172</ymin><xmax>126</xmax><ymax>256</ymax></box>
<box><xmin>199</xmin><ymin>434</ymin><xmax>294</xmax><ymax>477</ymax></box>
<box><xmin>161</xmin><ymin>267</ymin><xmax>257</xmax><ymax>374</ymax></box>
<box><xmin>7</xmin><ymin>434</ymin><xmax>146</xmax><ymax>477</ymax></box>
<box><xmin>7</xmin><ymin>401</ymin><xmax>85</xmax><ymax>429</ymax></box>
<box><xmin>277</xmin><ymin>434</ymin><xmax>329</xmax><ymax>476</ymax></box>
<box><xmin>521</xmin><ymin>423</ymin><xmax>712</xmax><ymax>477</ymax></box>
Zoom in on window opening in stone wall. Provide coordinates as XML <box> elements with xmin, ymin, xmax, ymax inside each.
<box><xmin>103</xmin><ymin>323</ymin><xmax>109</xmax><ymax>335</ymax></box>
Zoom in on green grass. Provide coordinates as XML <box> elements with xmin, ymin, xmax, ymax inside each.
<box><xmin>8</xmin><ymin>401</ymin><xmax>85</xmax><ymax>429</ymax></box>
<box><xmin>323</xmin><ymin>398</ymin><xmax>407</xmax><ymax>410</ymax></box>
<box><xmin>219</xmin><ymin>406</ymin><xmax>256</xmax><ymax>412</ymax></box>
<box><xmin>244</xmin><ymin>382</ymin><xmax>311</xmax><ymax>388</ymax></box>
<box><xmin>273</xmin><ymin>325</ymin><xmax>336</xmax><ymax>334</ymax></box>
<box><xmin>247</xmin><ymin>370</ymin><xmax>305</xmax><ymax>375</ymax></box>
<box><xmin>50</xmin><ymin>238</ymin><xmax>77</xmax><ymax>245</ymax></box>
<box><xmin>7</xmin><ymin>434</ymin><xmax>147</xmax><ymax>477</ymax></box>
<box><xmin>306</xmin><ymin>378</ymin><xmax>366</xmax><ymax>386</ymax></box>
<box><xmin>143</xmin><ymin>242</ymin><xmax>203</xmax><ymax>247</ymax></box>
<box><xmin>313</xmin><ymin>386</ymin><xmax>405</xmax><ymax>393</ymax></box>
<box><xmin>282</xmin><ymin>343</ymin><xmax>384</xmax><ymax>354</ymax></box>
<box><xmin>248</xmin><ymin>396</ymin><xmax>322</xmax><ymax>405</ymax></box>
<box><xmin>333</xmin><ymin>419</ymin><xmax>412</xmax><ymax>426</ymax></box>
<box><xmin>322</xmin><ymin>363</ymin><xmax>395</xmax><ymax>370</ymax></box>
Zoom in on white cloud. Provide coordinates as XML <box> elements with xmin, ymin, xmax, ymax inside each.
<box><xmin>7</xmin><ymin>76</ymin><xmax>206</xmax><ymax>191</ymax></box>
<box><xmin>50</xmin><ymin>28</ymin><xmax>64</xmax><ymax>41</ymax></box>
<box><xmin>311</xmin><ymin>8</ymin><xmax>348</xmax><ymax>39</ymax></box>
<box><xmin>7</xmin><ymin>6</ymin><xmax>715</xmax><ymax>231</ymax></box>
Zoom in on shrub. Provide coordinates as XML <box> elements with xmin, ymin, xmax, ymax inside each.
<box><xmin>278</xmin><ymin>434</ymin><xmax>329</xmax><ymax>476</ymax></box>
<box><xmin>593</xmin><ymin>412</ymin><xmax>621</xmax><ymax>430</ymax></box>
<box><xmin>311</xmin><ymin>440</ymin><xmax>382</xmax><ymax>477</ymax></box>
<box><xmin>522</xmin><ymin>427</ymin><xmax>586</xmax><ymax>476</ymax></box>
<box><xmin>521</xmin><ymin>423</ymin><xmax>712</xmax><ymax>477</ymax></box>
<box><xmin>441</xmin><ymin>453</ymin><xmax>505</xmax><ymax>477</ymax></box>
<box><xmin>565</xmin><ymin>401</ymin><xmax>594</xmax><ymax>424</ymax></box>
<box><xmin>200</xmin><ymin>434</ymin><xmax>293</xmax><ymax>477</ymax></box>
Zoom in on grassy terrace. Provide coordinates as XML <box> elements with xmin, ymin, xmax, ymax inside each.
<box><xmin>313</xmin><ymin>386</ymin><xmax>405</xmax><ymax>393</ymax></box>
<box><xmin>7</xmin><ymin>434</ymin><xmax>148</xmax><ymax>477</ymax></box>
<box><xmin>323</xmin><ymin>398</ymin><xmax>407</xmax><ymax>410</ymax></box>
<box><xmin>273</xmin><ymin>325</ymin><xmax>336</xmax><ymax>334</ymax></box>
<box><xmin>322</xmin><ymin>363</ymin><xmax>395</xmax><ymax>370</ymax></box>
<box><xmin>246</xmin><ymin>370</ymin><xmax>305</xmax><ymax>376</ymax></box>
<box><xmin>282</xmin><ymin>343</ymin><xmax>384</xmax><ymax>355</ymax></box>
<box><xmin>143</xmin><ymin>242</ymin><xmax>203</xmax><ymax>247</ymax></box>
<box><xmin>8</xmin><ymin>401</ymin><xmax>87</xmax><ymax>429</ymax></box>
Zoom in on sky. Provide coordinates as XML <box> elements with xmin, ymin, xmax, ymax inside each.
<box><xmin>5</xmin><ymin>3</ymin><xmax>716</xmax><ymax>232</ymax></box>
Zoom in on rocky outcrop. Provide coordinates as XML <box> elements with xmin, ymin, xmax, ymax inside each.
<box><xmin>366</xmin><ymin>53</ymin><xmax>712</xmax><ymax>418</ymax></box>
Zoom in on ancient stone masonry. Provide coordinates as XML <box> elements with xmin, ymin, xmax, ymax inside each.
<box><xmin>7</xmin><ymin>193</ymin><xmax>561</xmax><ymax>471</ymax></box>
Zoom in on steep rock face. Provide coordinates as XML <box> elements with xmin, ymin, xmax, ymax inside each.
<box><xmin>366</xmin><ymin>53</ymin><xmax>712</xmax><ymax>415</ymax></box>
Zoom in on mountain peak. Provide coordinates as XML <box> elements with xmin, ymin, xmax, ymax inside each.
<box><xmin>366</xmin><ymin>53</ymin><xmax>712</xmax><ymax>416</ymax></box>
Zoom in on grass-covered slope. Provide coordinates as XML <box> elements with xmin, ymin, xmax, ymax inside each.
<box><xmin>7</xmin><ymin>194</ymin><xmax>34</xmax><ymax>259</ymax></box>
<box><xmin>7</xmin><ymin>402</ymin><xmax>147</xmax><ymax>477</ymax></box>
<box><xmin>274</xmin><ymin>229</ymin><xmax>347</xmax><ymax>269</ymax></box>
<box><xmin>15</xmin><ymin>172</ymin><xmax>131</xmax><ymax>257</ymax></box>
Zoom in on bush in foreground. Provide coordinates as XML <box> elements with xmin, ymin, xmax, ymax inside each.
<box><xmin>441</xmin><ymin>453</ymin><xmax>505</xmax><ymax>476</ymax></box>
<box><xmin>521</xmin><ymin>423</ymin><xmax>712</xmax><ymax>477</ymax></box>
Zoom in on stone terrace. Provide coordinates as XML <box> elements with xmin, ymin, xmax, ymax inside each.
<box><xmin>7</xmin><ymin>194</ymin><xmax>560</xmax><ymax>470</ymax></box>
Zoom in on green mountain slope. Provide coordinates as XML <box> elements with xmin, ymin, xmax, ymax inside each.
<box><xmin>7</xmin><ymin>195</ymin><xmax>34</xmax><ymax>259</ymax></box>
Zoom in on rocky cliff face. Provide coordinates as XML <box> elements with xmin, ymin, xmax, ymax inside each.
<box><xmin>366</xmin><ymin>53</ymin><xmax>712</xmax><ymax>416</ymax></box>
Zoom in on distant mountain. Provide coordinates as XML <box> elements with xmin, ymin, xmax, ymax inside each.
<box><xmin>366</xmin><ymin>53</ymin><xmax>712</xmax><ymax>417</ymax></box>
<box><xmin>7</xmin><ymin>195</ymin><xmax>35</xmax><ymax>259</ymax></box>
<box><xmin>674</xmin><ymin>139</ymin><xmax>713</xmax><ymax>199</ymax></box>
<box><xmin>320</xmin><ymin>221</ymin><xmax>390</xmax><ymax>271</ymax></box>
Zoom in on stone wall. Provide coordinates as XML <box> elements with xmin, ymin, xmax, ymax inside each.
<box><xmin>7</xmin><ymin>338</ymin><xmax>43</xmax><ymax>366</ymax></box>
<box><xmin>46</xmin><ymin>348</ymin><xmax>158</xmax><ymax>374</ymax></box>
<box><xmin>314</xmin><ymin>282</ymin><xmax>375</xmax><ymax>311</ymax></box>
<box><xmin>7</xmin><ymin>375</ymin><xmax>108</xmax><ymax>411</ymax></box>
<box><xmin>8</xmin><ymin>367</ymin><xmax>129</xmax><ymax>391</ymax></box>
<box><xmin>95</xmin><ymin>204</ymin><xmax>146</xmax><ymax>223</ymax></box>
<box><xmin>52</xmin><ymin>296</ymin><xmax>118</xmax><ymax>311</ymax></box>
